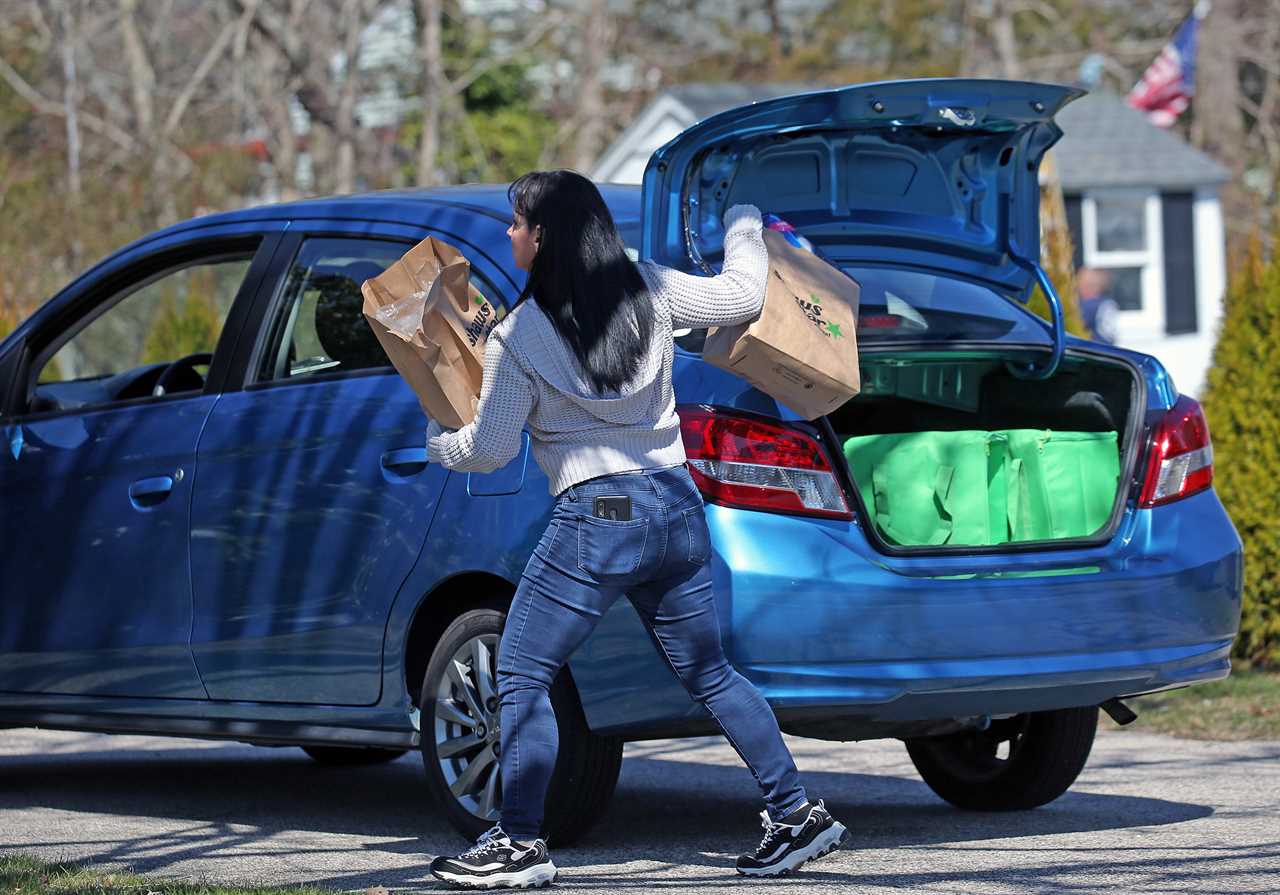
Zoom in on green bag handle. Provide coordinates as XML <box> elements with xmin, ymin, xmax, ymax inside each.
<box><xmin>932</xmin><ymin>464</ymin><xmax>956</xmax><ymax>545</ymax></box>
<box><xmin>1006</xmin><ymin>456</ymin><xmax>1030</xmax><ymax>541</ymax></box>
<box><xmin>873</xmin><ymin>463</ymin><xmax>954</xmax><ymax>546</ymax></box>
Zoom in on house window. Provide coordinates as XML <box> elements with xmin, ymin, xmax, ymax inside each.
<box><xmin>1080</xmin><ymin>190</ymin><xmax>1164</xmax><ymax>337</ymax></box>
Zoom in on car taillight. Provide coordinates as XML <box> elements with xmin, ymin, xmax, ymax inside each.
<box><xmin>678</xmin><ymin>405</ymin><xmax>853</xmax><ymax>520</ymax></box>
<box><xmin>1138</xmin><ymin>395</ymin><xmax>1214</xmax><ymax>508</ymax></box>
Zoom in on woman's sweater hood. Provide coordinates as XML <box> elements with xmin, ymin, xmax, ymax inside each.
<box><xmin>514</xmin><ymin>276</ymin><xmax>668</xmax><ymax>427</ymax></box>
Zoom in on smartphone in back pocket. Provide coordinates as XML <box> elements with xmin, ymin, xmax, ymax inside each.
<box><xmin>593</xmin><ymin>495</ymin><xmax>632</xmax><ymax>521</ymax></box>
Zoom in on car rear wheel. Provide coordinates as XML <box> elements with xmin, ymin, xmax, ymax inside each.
<box><xmin>904</xmin><ymin>706</ymin><xmax>1098</xmax><ymax>810</ymax></box>
<box><xmin>419</xmin><ymin>605</ymin><xmax>623</xmax><ymax>846</ymax></box>
<box><xmin>301</xmin><ymin>746</ymin><xmax>408</xmax><ymax>765</ymax></box>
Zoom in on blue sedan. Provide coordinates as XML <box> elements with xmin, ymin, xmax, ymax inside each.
<box><xmin>0</xmin><ymin>79</ymin><xmax>1241</xmax><ymax>844</ymax></box>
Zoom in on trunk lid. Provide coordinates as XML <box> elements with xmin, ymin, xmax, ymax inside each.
<box><xmin>640</xmin><ymin>78</ymin><xmax>1084</xmax><ymax>298</ymax></box>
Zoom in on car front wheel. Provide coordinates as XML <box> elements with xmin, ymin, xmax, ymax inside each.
<box><xmin>904</xmin><ymin>706</ymin><xmax>1099</xmax><ymax>810</ymax></box>
<box><xmin>419</xmin><ymin>605</ymin><xmax>623</xmax><ymax>846</ymax></box>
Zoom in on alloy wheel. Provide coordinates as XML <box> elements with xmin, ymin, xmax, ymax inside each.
<box><xmin>433</xmin><ymin>632</ymin><xmax>502</xmax><ymax>821</ymax></box>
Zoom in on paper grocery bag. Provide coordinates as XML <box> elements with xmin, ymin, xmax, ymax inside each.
<box><xmin>361</xmin><ymin>236</ymin><xmax>500</xmax><ymax>429</ymax></box>
<box><xmin>703</xmin><ymin>229</ymin><xmax>861</xmax><ymax>420</ymax></box>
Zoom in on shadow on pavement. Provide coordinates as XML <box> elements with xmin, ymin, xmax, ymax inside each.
<box><xmin>0</xmin><ymin>738</ymin><xmax>1232</xmax><ymax>891</ymax></box>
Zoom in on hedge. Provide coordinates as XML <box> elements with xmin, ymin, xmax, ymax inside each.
<box><xmin>1201</xmin><ymin>235</ymin><xmax>1280</xmax><ymax>667</ymax></box>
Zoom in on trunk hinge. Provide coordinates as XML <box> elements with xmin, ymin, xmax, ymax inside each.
<box><xmin>1010</xmin><ymin>255</ymin><xmax>1066</xmax><ymax>380</ymax></box>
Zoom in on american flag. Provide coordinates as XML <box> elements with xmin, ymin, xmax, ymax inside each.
<box><xmin>1128</xmin><ymin>1</ymin><xmax>1210</xmax><ymax>128</ymax></box>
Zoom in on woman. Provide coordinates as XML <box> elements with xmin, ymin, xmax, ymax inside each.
<box><xmin>425</xmin><ymin>170</ymin><xmax>847</xmax><ymax>889</ymax></box>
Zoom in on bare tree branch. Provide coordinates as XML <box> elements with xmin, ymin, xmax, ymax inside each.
<box><xmin>118</xmin><ymin>0</ymin><xmax>156</xmax><ymax>134</ymax></box>
<box><xmin>161</xmin><ymin>12</ymin><xmax>242</xmax><ymax>139</ymax></box>
<box><xmin>230</xmin><ymin>0</ymin><xmax>338</xmax><ymax>129</ymax></box>
<box><xmin>0</xmin><ymin>54</ymin><xmax>140</xmax><ymax>152</ymax></box>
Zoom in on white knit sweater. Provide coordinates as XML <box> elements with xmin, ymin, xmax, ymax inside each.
<box><xmin>427</xmin><ymin>203</ymin><xmax>768</xmax><ymax>495</ymax></box>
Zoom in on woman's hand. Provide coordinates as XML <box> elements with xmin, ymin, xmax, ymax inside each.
<box><xmin>723</xmin><ymin>203</ymin><xmax>762</xmax><ymax>237</ymax></box>
<box><xmin>425</xmin><ymin>418</ymin><xmax>457</xmax><ymax>462</ymax></box>
<box><xmin>425</xmin><ymin>418</ymin><xmax>454</xmax><ymax>441</ymax></box>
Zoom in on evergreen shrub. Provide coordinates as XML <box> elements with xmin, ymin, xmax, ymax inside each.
<box><xmin>1202</xmin><ymin>234</ymin><xmax>1280</xmax><ymax>666</ymax></box>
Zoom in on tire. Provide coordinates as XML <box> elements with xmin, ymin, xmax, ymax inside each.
<box><xmin>301</xmin><ymin>746</ymin><xmax>408</xmax><ymax>765</ymax></box>
<box><xmin>904</xmin><ymin>706</ymin><xmax>1099</xmax><ymax>811</ymax></box>
<box><xmin>419</xmin><ymin>605</ymin><xmax>623</xmax><ymax>846</ymax></box>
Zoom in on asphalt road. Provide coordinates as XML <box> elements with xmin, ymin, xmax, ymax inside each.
<box><xmin>1</xmin><ymin>726</ymin><xmax>1278</xmax><ymax>894</ymax></box>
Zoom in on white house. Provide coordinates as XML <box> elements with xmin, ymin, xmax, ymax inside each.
<box><xmin>591</xmin><ymin>84</ymin><xmax>1230</xmax><ymax>397</ymax></box>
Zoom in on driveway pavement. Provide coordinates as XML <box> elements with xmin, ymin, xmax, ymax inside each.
<box><xmin>1</xmin><ymin>727</ymin><xmax>1277</xmax><ymax>893</ymax></box>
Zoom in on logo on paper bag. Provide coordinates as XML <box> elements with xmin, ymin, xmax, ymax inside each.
<box><xmin>794</xmin><ymin>293</ymin><xmax>843</xmax><ymax>340</ymax></box>
<box><xmin>464</xmin><ymin>294</ymin><xmax>499</xmax><ymax>347</ymax></box>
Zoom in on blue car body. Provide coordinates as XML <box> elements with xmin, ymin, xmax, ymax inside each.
<box><xmin>0</xmin><ymin>80</ymin><xmax>1241</xmax><ymax>753</ymax></box>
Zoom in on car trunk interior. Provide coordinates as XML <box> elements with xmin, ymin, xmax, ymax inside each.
<box><xmin>825</xmin><ymin>351</ymin><xmax>1139</xmax><ymax>549</ymax></box>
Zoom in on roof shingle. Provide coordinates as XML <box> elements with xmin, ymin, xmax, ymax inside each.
<box><xmin>1053</xmin><ymin>90</ymin><xmax>1229</xmax><ymax>190</ymax></box>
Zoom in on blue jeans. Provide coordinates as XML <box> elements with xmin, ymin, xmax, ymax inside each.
<box><xmin>496</xmin><ymin>464</ymin><xmax>808</xmax><ymax>839</ymax></box>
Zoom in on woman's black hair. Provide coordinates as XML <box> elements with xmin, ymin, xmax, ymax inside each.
<box><xmin>508</xmin><ymin>169</ymin><xmax>653</xmax><ymax>393</ymax></box>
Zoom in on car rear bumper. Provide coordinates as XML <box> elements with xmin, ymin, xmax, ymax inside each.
<box><xmin>720</xmin><ymin>486</ymin><xmax>1241</xmax><ymax>721</ymax></box>
<box><xmin>754</xmin><ymin>636</ymin><xmax>1231</xmax><ymax>737</ymax></box>
<box><xmin>579</xmin><ymin>487</ymin><xmax>1241</xmax><ymax>740</ymax></box>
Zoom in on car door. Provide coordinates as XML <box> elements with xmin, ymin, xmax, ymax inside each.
<box><xmin>187</xmin><ymin>220</ymin><xmax>511</xmax><ymax>705</ymax></box>
<box><xmin>0</xmin><ymin>229</ymin><xmax>281</xmax><ymax>697</ymax></box>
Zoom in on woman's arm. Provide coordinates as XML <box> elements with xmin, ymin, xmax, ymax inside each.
<box><xmin>640</xmin><ymin>203</ymin><xmax>768</xmax><ymax>330</ymax></box>
<box><xmin>426</xmin><ymin>327</ymin><xmax>534</xmax><ymax>472</ymax></box>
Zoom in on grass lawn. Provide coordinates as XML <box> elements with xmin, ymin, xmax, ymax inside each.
<box><xmin>1100</xmin><ymin>666</ymin><xmax>1280</xmax><ymax>740</ymax></box>
<box><xmin>0</xmin><ymin>855</ymin><xmax>345</xmax><ymax>895</ymax></box>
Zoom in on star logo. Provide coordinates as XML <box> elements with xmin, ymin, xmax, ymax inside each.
<box><xmin>825</xmin><ymin>322</ymin><xmax>842</xmax><ymax>338</ymax></box>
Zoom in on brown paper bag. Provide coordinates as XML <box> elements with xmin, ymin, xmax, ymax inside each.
<box><xmin>703</xmin><ymin>229</ymin><xmax>861</xmax><ymax>420</ymax></box>
<box><xmin>360</xmin><ymin>236</ymin><xmax>500</xmax><ymax>429</ymax></box>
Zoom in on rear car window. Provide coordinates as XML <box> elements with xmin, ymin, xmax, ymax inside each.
<box><xmin>616</xmin><ymin>220</ymin><xmax>641</xmax><ymax>259</ymax></box>
<box><xmin>672</xmin><ymin>263</ymin><xmax>1051</xmax><ymax>353</ymax></box>
<box><xmin>845</xmin><ymin>266</ymin><xmax>1051</xmax><ymax>344</ymax></box>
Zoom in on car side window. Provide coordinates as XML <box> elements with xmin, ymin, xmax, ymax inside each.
<box><xmin>30</xmin><ymin>253</ymin><xmax>254</xmax><ymax>412</ymax></box>
<box><xmin>254</xmin><ymin>238</ymin><xmax>406</xmax><ymax>383</ymax></box>
<box><xmin>254</xmin><ymin>236</ymin><xmax>504</xmax><ymax>384</ymax></box>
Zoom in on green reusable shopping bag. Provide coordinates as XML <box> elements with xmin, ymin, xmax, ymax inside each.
<box><xmin>842</xmin><ymin>429</ymin><xmax>1120</xmax><ymax>547</ymax></box>
<box><xmin>1004</xmin><ymin>429</ymin><xmax>1120</xmax><ymax>541</ymax></box>
<box><xmin>844</xmin><ymin>431</ymin><xmax>1007</xmax><ymax>546</ymax></box>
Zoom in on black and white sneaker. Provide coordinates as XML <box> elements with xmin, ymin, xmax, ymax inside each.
<box><xmin>429</xmin><ymin>825</ymin><xmax>557</xmax><ymax>889</ymax></box>
<box><xmin>735</xmin><ymin>799</ymin><xmax>848</xmax><ymax>877</ymax></box>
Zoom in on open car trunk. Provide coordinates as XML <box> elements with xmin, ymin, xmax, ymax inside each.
<box><xmin>825</xmin><ymin>351</ymin><xmax>1141</xmax><ymax>550</ymax></box>
<box><xmin>644</xmin><ymin>78</ymin><xmax>1141</xmax><ymax>551</ymax></box>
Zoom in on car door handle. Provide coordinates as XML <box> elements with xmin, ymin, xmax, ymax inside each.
<box><xmin>381</xmin><ymin>447</ymin><xmax>428</xmax><ymax>474</ymax></box>
<box><xmin>129</xmin><ymin>475</ymin><xmax>174</xmax><ymax>509</ymax></box>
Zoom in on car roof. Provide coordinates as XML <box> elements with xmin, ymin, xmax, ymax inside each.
<box><xmin>175</xmin><ymin>183</ymin><xmax>644</xmax><ymax>233</ymax></box>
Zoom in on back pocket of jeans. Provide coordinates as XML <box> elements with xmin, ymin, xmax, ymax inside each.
<box><xmin>577</xmin><ymin>515</ymin><xmax>649</xmax><ymax>577</ymax></box>
<box><xmin>679</xmin><ymin>506</ymin><xmax>711</xmax><ymax>566</ymax></box>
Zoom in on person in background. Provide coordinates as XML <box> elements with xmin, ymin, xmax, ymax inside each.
<box><xmin>423</xmin><ymin>170</ymin><xmax>848</xmax><ymax>889</ymax></box>
<box><xmin>1076</xmin><ymin>266</ymin><xmax>1120</xmax><ymax>344</ymax></box>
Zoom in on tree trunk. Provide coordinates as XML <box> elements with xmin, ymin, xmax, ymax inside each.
<box><xmin>572</xmin><ymin>0</ymin><xmax>609</xmax><ymax>173</ymax></box>
<box><xmin>765</xmin><ymin>0</ymin><xmax>783</xmax><ymax>72</ymax></box>
<box><xmin>334</xmin><ymin>0</ymin><xmax>365</xmax><ymax>194</ymax></box>
<box><xmin>1193</xmin><ymin>1</ymin><xmax>1247</xmax><ymax>171</ymax></box>
<box><xmin>990</xmin><ymin>0</ymin><xmax>1020</xmax><ymax>80</ymax></box>
<box><xmin>415</xmin><ymin>0</ymin><xmax>445</xmax><ymax>187</ymax></box>
<box><xmin>1192</xmin><ymin>0</ymin><xmax>1251</xmax><ymax>246</ymax></box>
<box><xmin>242</xmin><ymin>28</ymin><xmax>301</xmax><ymax>201</ymax></box>
<box><xmin>55</xmin><ymin>0</ymin><xmax>82</xmax><ymax>267</ymax></box>
<box><xmin>118</xmin><ymin>0</ymin><xmax>156</xmax><ymax>134</ymax></box>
